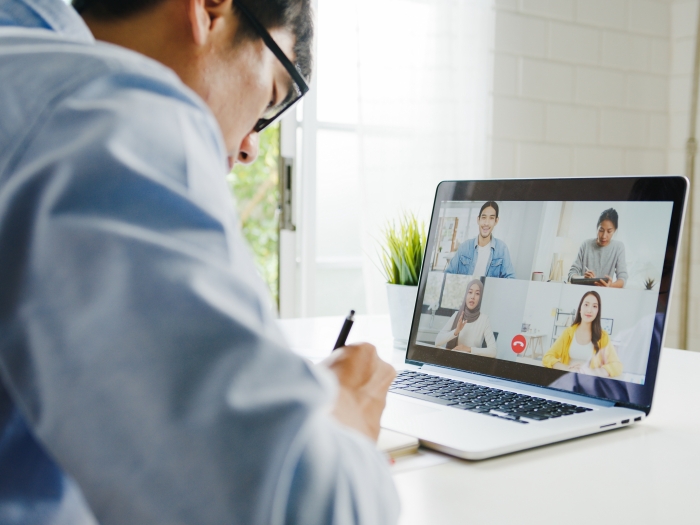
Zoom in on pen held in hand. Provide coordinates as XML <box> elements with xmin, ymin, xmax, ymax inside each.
<box><xmin>333</xmin><ymin>310</ymin><xmax>355</xmax><ymax>351</ymax></box>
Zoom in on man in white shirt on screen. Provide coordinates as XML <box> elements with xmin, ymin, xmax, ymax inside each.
<box><xmin>445</xmin><ymin>201</ymin><xmax>516</xmax><ymax>279</ymax></box>
<box><xmin>0</xmin><ymin>0</ymin><xmax>399</xmax><ymax>524</ymax></box>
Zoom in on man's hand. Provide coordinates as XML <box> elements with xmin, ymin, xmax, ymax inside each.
<box><xmin>584</xmin><ymin>269</ymin><xmax>596</xmax><ymax>279</ymax></box>
<box><xmin>321</xmin><ymin>344</ymin><xmax>396</xmax><ymax>442</ymax></box>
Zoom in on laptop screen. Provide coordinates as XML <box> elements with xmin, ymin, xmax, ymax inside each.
<box><xmin>407</xmin><ymin>177</ymin><xmax>686</xmax><ymax>410</ymax></box>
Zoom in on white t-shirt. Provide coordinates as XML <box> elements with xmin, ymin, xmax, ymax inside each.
<box><xmin>472</xmin><ymin>242</ymin><xmax>491</xmax><ymax>277</ymax></box>
<box><xmin>569</xmin><ymin>337</ymin><xmax>593</xmax><ymax>364</ymax></box>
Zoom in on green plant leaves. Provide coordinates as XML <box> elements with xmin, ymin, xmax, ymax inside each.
<box><xmin>379</xmin><ymin>212</ymin><xmax>427</xmax><ymax>286</ymax></box>
<box><xmin>227</xmin><ymin>123</ymin><xmax>280</xmax><ymax>304</ymax></box>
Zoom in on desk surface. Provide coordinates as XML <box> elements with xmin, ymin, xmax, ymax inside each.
<box><xmin>278</xmin><ymin>315</ymin><xmax>700</xmax><ymax>525</ymax></box>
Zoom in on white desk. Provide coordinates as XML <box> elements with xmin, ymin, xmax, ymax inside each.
<box><xmin>278</xmin><ymin>315</ymin><xmax>700</xmax><ymax>525</ymax></box>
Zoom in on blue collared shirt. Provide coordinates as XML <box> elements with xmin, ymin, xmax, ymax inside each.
<box><xmin>0</xmin><ymin>1</ymin><xmax>398</xmax><ymax>524</ymax></box>
<box><xmin>444</xmin><ymin>236</ymin><xmax>516</xmax><ymax>278</ymax></box>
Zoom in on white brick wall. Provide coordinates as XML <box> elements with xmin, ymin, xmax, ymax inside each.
<box><xmin>491</xmin><ymin>0</ymin><xmax>672</xmax><ymax>181</ymax></box>
<box><xmin>575</xmin><ymin>67</ymin><xmax>626</xmax><ymax>106</ymax></box>
<box><xmin>666</xmin><ymin>0</ymin><xmax>697</xmax><ymax>349</ymax></box>
<box><xmin>489</xmin><ymin>0</ymin><xmax>700</xmax><ymax>350</ymax></box>
<box><xmin>549</xmin><ymin>22</ymin><xmax>600</xmax><ymax>64</ymax></box>
<box><xmin>521</xmin><ymin>59</ymin><xmax>575</xmax><ymax>101</ymax></box>
<box><xmin>577</xmin><ymin>0</ymin><xmax>627</xmax><ymax>30</ymax></box>
<box><xmin>495</xmin><ymin>11</ymin><xmax>547</xmax><ymax>56</ymax></box>
<box><xmin>545</xmin><ymin>105</ymin><xmax>598</xmax><ymax>143</ymax></box>
<box><xmin>520</xmin><ymin>0</ymin><xmax>575</xmax><ymax>20</ymax></box>
<box><xmin>601</xmin><ymin>32</ymin><xmax>651</xmax><ymax>70</ymax></box>
<box><xmin>630</xmin><ymin>0</ymin><xmax>670</xmax><ymax>37</ymax></box>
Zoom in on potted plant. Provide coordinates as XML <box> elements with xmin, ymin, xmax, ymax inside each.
<box><xmin>379</xmin><ymin>212</ymin><xmax>427</xmax><ymax>349</ymax></box>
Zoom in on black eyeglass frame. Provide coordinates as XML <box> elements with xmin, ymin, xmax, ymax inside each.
<box><xmin>234</xmin><ymin>0</ymin><xmax>310</xmax><ymax>132</ymax></box>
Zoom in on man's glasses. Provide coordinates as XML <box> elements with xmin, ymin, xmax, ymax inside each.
<box><xmin>234</xmin><ymin>1</ymin><xmax>310</xmax><ymax>132</ymax></box>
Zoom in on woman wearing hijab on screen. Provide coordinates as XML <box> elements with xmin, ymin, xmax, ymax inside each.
<box><xmin>435</xmin><ymin>279</ymin><xmax>497</xmax><ymax>357</ymax></box>
<box><xmin>543</xmin><ymin>291</ymin><xmax>623</xmax><ymax>378</ymax></box>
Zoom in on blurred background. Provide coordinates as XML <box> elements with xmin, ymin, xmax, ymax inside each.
<box><xmin>231</xmin><ymin>0</ymin><xmax>700</xmax><ymax>351</ymax></box>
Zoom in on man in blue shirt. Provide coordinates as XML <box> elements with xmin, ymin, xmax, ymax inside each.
<box><xmin>0</xmin><ymin>1</ymin><xmax>398</xmax><ymax>524</ymax></box>
<box><xmin>445</xmin><ymin>201</ymin><xmax>516</xmax><ymax>279</ymax></box>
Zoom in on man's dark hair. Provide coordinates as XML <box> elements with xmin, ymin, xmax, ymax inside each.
<box><xmin>479</xmin><ymin>201</ymin><xmax>499</xmax><ymax>218</ymax></box>
<box><xmin>72</xmin><ymin>0</ymin><xmax>313</xmax><ymax>81</ymax></box>
<box><xmin>597</xmin><ymin>208</ymin><xmax>618</xmax><ymax>230</ymax></box>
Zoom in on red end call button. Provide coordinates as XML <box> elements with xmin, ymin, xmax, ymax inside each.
<box><xmin>511</xmin><ymin>334</ymin><xmax>527</xmax><ymax>354</ymax></box>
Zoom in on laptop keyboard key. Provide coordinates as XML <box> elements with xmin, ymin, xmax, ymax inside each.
<box><xmin>391</xmin><ymin>371</ymin><xmax>592</xmax><ymax>423</ymax></box>
<box><xmin>392</xmin><ymin>389</ymin><xmax>453</xmax><ymax>405</ymax></box>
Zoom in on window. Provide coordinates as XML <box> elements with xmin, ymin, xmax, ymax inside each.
<box><xmin>229</xmin><ymin>124</ymin><xmax>281</xmax><ymax>304</ymax></box>
<box><xmin>290</xmin><ymin>0</ymin><xmax>494</xmax><ymax>317</ymax></box>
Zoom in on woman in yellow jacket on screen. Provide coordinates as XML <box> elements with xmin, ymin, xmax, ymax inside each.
<box><xmin>543</xmin><ymin>291</ymin><xmax>623</xmax><ymax>378</ymax></box>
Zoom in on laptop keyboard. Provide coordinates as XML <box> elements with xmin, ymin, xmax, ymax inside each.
<box><xmin>390</xmin><ymin>370</ymin><xmax>592</xmax><ymax>424</ymax></box>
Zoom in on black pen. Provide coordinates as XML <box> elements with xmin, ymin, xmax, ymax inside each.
<box><xmin>333</xmin><ymin>310</ymin><xmax>355</xmax><ymax>351</ymax></box>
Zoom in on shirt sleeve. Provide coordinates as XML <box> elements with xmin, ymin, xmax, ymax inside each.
<box><xmin>469</xmin><ymin>316</ymin><xmax>497</xmax><ymax>358</ymax></box>
<box><xmin>595</xmin><ymin>342</ymin><xmax>623</xmax><ymax>378</ymax></box>
<box><xmin>568</xmin><ymin>242</ymin><xmax>586</xmax><ymax>282</ymax></box>
<box><xmin>543</xmin><ymin>328</ymin><xmax>572</xmax><ymax>368</ymax></box>
<box><xmin>0</xmin><ymin>74</ymin><xmax>398</xmax><ymax>525</ymax></box>
<box><xmin>435</xmin><ymin>313</ymin><xmax>458</xmax><ymax>348</ymax></box>
<box><xmin>614</xmin><ymin>243</ymin><xmax>629</xmax><ymax>284</ymax></box>
<box><xmin>500</xmin><ymin>243</ymin><xmax>516</xmax><ymax>279</ymax></box>
<box><xmin>444</xmin><ymin>251</ymin><xmax>459</xmax><ymax>274</ymax></box>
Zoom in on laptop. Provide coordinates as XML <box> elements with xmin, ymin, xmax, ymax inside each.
<box><xmin>381</xmin><ymin>176</ymin><xmax>687</xmax><ymax>460</ymax></box>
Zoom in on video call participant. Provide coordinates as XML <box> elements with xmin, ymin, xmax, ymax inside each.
<box><xmin>568</xmin><ymin>208</ymin><xmax>628</xmax><ymax>288</ymax></box>
<box><xmin>435</xmin><ymin>279</ymin><xmax>497</xmax><ymax>357</ymax></box>
<box><xmin>445</xmin><ymin>201</ymin><xmax>515</xmax><ymax>279</ymax></box>
<box><xmin>542</xmin><ymin>291</ymin><xmax>622</xmax><ymax>378</ymax></box>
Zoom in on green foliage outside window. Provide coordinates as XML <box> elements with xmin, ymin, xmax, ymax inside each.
<box><xmin>227</xmin><ymin>123</ymin><xmax>280</xmax><ymax>305</ymax></box>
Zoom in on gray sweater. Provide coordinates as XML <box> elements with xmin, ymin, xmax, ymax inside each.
<box><xmin>568</xmin><ymin>239</ymin><xmax>628</xmax><ymax>285</ymax></box>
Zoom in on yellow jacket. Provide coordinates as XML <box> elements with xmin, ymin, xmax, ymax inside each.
<box><xmin>542</xmin><ymin>325</ymin><xmax>623</xmax><ymax>378</ymax></box>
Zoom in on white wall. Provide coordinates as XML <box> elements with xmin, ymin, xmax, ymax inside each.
<box><xmin>488</xmin><ymin>0</ymin><xmax>700</xmax><ymax>351</ymax></box>
<box><xmin>501</xmin><ymin>201</ymin><xmax>545</xmax><ymax>279</ymax></box>
<box><xmin>667</xmin><ymin>0</ymin><xmax>700</xmax><ymax>350</ymax></box>
<box><xmin>480</xmin><ymin>278</ymin><xmax>530</xmax><ymax>359</ymax></box>
<box><xmin>491</xmin><ymin>0</ymin><xmax>671</xmax><ymax>179</ymax></box>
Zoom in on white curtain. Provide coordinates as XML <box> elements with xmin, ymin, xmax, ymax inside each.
<box><xmin>313</xmin><ymin>0</ymin><xmax>494</xmax><ymax>316</ymax></box>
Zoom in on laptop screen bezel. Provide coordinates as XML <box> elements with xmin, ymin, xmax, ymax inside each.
<box><xmin>405</xmin><ymin>176</ymin><xmax>687</xmax><ymax>413</ymax></box>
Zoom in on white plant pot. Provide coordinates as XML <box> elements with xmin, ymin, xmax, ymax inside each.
<box><xmin>386</xmin><ymin>283</ymin><xmax>419</xmax><ymax>350</ymax></box>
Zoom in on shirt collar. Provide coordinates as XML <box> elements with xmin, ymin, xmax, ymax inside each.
<box><xmin>1</xmin><ymin>0</ymin><xmax>94</xmax><ymax>43</ymax></box>
<box><xmin>473</xmin><ymin>237</ymin><xmax>492</xmax><ymax>249</ymax></box>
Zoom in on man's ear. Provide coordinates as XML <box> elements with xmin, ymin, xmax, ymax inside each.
<box><xmin>187</xmin><ymin>0</ymin><xmax>231</xmax><ymax>46</ymax></box>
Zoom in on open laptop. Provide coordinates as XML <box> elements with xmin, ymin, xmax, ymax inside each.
<box><xmin>381</xmin><ymin>176</ymin><xmax>687</xmax><ymax>460</ymax></box>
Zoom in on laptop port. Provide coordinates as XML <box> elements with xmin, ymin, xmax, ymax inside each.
<box><xmin>634</xmin><ymin>416</ymin><xmax>642</xmax><ymax>422</ymax></box>
<box><xmin>600</xmin><ymin>423</ymin><xmax>616</xmax><ymax>428</ymax></box>
<box><xmin>621</xmin><ymin>419</ymin><xmax>629</xmax><ymax>424</ymax></box>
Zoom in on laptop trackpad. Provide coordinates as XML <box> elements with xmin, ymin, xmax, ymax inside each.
<box><xmin>381</xmin><ymin>395</ymin><xmax>442</xmax><ymax>426</ymax></box>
